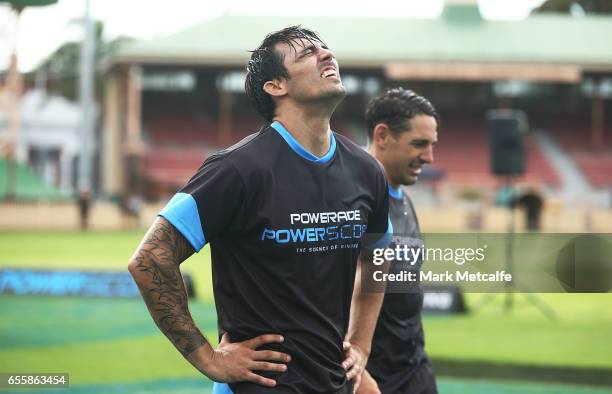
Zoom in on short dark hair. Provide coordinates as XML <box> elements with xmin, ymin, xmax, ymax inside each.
<box><xmin>365</xmin><ymin>87</ymin><xmax>440</xmax><ymax>140</ymax></box>
<box><xmin>245</xmin><ymin>26</ymin><xmax>326</xmax><ymax>122</ymax></box>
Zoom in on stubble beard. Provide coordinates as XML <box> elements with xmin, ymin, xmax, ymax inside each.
<box><xmin>318</xmin><ymin>84</ymin><xmax>347</xmax><ymax>113</ymax></box>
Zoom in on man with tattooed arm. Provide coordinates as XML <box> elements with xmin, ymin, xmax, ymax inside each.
<box><xmin>128</xmin><ymin>26</ymin><xmax>392</xmax><ymax>393</ymax></box>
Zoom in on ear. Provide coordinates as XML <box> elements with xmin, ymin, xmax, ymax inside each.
<box><xmin>263</xmin><ymin>79</ymin><xmax>287</xmax><ymax>98</ymax></box>
<box><xmin>372</xmin><ymin>123</ymin><xmax>393</xmax><ymax>148</ymax></box>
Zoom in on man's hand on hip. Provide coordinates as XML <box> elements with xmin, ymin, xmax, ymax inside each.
<box><xmin>342</xmin><ymin>341</ymin><xmax>368</xmax><ymax>392</ymax></box>
<box><xmin>192</xmin><ymin>333</ymin><xmax>291</xmax><ymax>388</ymax></box>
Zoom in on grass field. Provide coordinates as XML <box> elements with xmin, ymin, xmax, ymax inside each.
<box><xmin>1</xmin><ymin>230</ymin><xmax>611</xmax><ymax>393</ymax></box>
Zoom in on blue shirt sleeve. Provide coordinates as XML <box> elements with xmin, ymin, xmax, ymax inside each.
<box><xmin>158</xmin><ymin>155</ymin><xmax>245</xmax><ymax>253</ymax></box>
<box><xmin>159</xmin><ymin>193</ymin><xmax>206</xmax><ymax>252</ymax></box>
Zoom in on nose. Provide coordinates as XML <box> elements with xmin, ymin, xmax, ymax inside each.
<box><xmin>319</xmin><ymin>47</ymin><xmax>334</xmax><ymax>62</ymax></box>
<box><xmin>420</xmin><ymin>146</ymin><xmax>434</xmax><ymax>164</ymax></box>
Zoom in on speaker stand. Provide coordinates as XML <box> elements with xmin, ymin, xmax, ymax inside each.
<box><xmin>473</xmin><ymin>177</ymin><xmax>557</xmax><ymax>320</ymax></box>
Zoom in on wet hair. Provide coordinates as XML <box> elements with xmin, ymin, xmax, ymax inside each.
<box><xmin>245</xmin><ymin>26</ymin><xmax>326</xmax><ymax>122</ymax></box>
<box><xmin>365</xmin><ymin>87</ymin><xmax>439</xmax><ymax>140</ymax></box>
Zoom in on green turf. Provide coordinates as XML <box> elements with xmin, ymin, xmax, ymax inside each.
<box><xmin>0</xmin><ymin>297</ymin><xmax>217</xmax><ymax>349</ymax></box>
<box><xmin>0</xmin><ymin>230</ymin><xmax>215</xmax><ymax>303</ymax></box>
<box><xmin>1</xmin><ymin>230</ymin><xmax>612</xmax><ymax>391</ymax></box>
<box><xmin>0</xmin><ymin>296</ymin><xmax>219</xmax><ymax>385</ymax></box>
<box><xmin>438</xmin><ymin>378</ymin><xmax>612</xmax><ymax>394</ymax></box>
<box><xmin>425</xmin><ymin>293</ymin><xmax>612</xmax><ymax>369</ymax></box>
<box><xmin>0</xmin><ymin>296</ymin><xmax>611</xmax><ymax>394</ymax></box>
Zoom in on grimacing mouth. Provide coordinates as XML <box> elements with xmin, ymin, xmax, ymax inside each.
<box><xmin>320</xmin><ymin>66</ymin><xmax>338</xmax><ymax>79</ymax></box>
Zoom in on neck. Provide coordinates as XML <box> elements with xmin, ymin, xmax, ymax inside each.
<box><xmin>389</xmin><ymin>183</ymin><xmax>402</xmax><ymax>194</ymax></box>
<box><xmin>274</xmin><ymin>102</ymin><xmax>335</xmax><ymax>158</ymax></box>
<box><xmin>368</xmin><ymin>145</ymin><xmax>400</xmax><ymax>190</ymax></box>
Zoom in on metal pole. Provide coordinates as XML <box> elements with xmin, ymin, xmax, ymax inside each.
<box><xmin>590</xmin><ymin>77</ymin><xmax>604</xmax><ymax>152</ymax></box>
<box><xmin>78</xmin><ymin>0</ymin><xmax>95</xmax><ymax>192</ymax></box>
<box><xmin>5</xmin><ymin>7</ymin><xmax>24</xmax><ymax>201</ymax></box>
<box><xmin>504</xmin><ymin>176</ymin><xmax>515</xmax><ymax>313</ymax></box>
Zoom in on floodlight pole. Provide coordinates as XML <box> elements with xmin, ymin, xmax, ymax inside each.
<box><xmin>78</xmin><ymin>0</ymin><xmax>95</xmax><ymax>193</ymax></box>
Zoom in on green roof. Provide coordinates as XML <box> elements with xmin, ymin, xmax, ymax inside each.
<box><xmin>111</xmin><ymin>11</ymin><xmax>612</xmax><ymax>71</ymax></box>
<box><xmin>0</xmin><ymin>0</ymin><xmax>56</xmax><ymax>7</ymax></box>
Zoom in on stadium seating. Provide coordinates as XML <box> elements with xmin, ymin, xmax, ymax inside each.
<box><xmin>571</xmin><ymin>154</ymin><xmax>612</xmax><ymax>188</ymax></box>
<box><xmin>143</xmin><ymin>146</ymin><xmax>211</xmax><ymax>186</ymax></box>
<box><xmin>141</xmin><ymin>115</ymin><xmax>565</xmax><ymax>193</ymax></box>
<box><xmin>545</xmin><ymin>119</ymin><xmax>612</xmax><ymax>188</ymax></box>
<box><xmin>430</xmin><ymin>118</ymin><xmax>561</xmax><ymax>187</ymax></box>
<box><xmin>141</xmin><ymin>115</ymin><xmax>264</xmax><ymax>195</ymax></box>
<box><xmin>145</xmin><ymin>116</ymin><xmax>217</xmax><ymax>146</ymax></box>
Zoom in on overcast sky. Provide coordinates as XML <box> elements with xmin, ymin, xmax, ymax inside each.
<box><xmin>1</xmin><ymin>0</ymin><xmax>545</xmax><ymax>72</ymax></box>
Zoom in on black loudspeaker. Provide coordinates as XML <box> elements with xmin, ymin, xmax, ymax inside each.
<box><xmin>487</xmin><ymin>109</ymin><xmax>527</xmax><ymax>176</ymax></box>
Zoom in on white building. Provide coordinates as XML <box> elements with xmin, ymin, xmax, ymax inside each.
<box><xmin>17</xmin><ymin>89</ymin><xmax>81</xmax><ymax>193</ymax></box>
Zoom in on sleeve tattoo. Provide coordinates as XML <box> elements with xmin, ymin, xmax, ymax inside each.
<box><xmin>129</xmin><ymin>216</ymin><xmax>206</xmax><ymax>357</ymax></box>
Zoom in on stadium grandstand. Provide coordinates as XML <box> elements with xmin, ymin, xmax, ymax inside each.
<box><xmin>101</xmin><ymin>3</ymin><xmax>612</xmax><ymax>210</ymax></box>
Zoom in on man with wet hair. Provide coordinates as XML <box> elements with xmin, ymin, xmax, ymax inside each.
<box><xmin>358</xmin><ymin>87</ymin><xmax>439</xmax><ymax>394</ymax></box>
<box><xmin>129</xmin><ymin>26</ymin><xmax>392</xmax><ymax>393</ymax></box>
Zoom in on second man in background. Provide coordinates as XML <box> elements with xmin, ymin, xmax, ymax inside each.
<box><xmin>359</xmin><ymin>87</ymin><xmax>440</xmax><ymax>394</ymax></box>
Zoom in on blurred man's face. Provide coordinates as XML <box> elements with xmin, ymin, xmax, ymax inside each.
<box><xmin>382</xmin><ymin>115</ymin><xmax>438</xmax><ymax>186</ymax></box>
<box><xmin>275</xmin><ymin>38</ymin><xmax>346</xmax><ymax>104</ymax></box>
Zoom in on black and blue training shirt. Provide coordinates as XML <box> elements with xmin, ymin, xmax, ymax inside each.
<box><xmin>366</xmin><ymin>185</ymin><xmax>434</xmax><ymax>394</ymax></box>
<box><xmin>159</xmin><ymin>121</ymin><xmax>392</xmax><ymax>393</ymax></box>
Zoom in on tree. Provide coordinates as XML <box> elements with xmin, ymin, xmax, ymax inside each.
<box><xmin>33</xmin><ymin>21</ymin><xmax>132</xmax><ymax>102</ymax></box>
<box><xmin>532</xmin><ymin>0</ymin><xmax>612</xmax><ymax>15</ymax></box>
